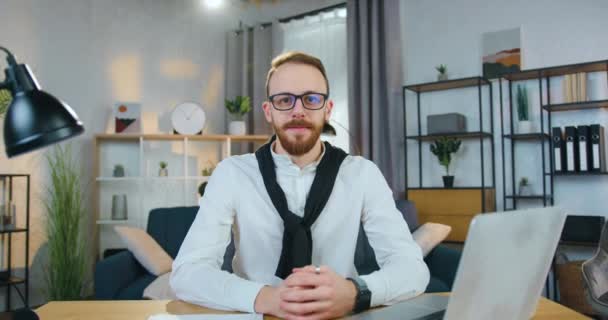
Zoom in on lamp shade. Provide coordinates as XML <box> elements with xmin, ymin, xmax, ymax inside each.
<box><xmin>2</xmin><ymin>61</ymin><xmax>83</xmax><ymax>157</ymax></box>
<box><xmin>4</xmin><ymin>89</ymin><xmax>83</xmax><ymax>157</ymax></box>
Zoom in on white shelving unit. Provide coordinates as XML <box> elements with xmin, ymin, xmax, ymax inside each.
<box><xmin>93</xmin><ymin>133</ymin><xmax>269</xmax><ymax>258</ymax></box>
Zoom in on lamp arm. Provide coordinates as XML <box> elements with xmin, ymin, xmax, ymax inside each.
<box><xmin>0</xmin><ymin>47</ymin><xmax>18</xmax><ymax>66</ymax></box>
<box><xmin>0</xmin><ymin>46</ymin><xmax>18</xmax><ymax>91</ymax></box>
<box><xmin>329</xmin><ymin>119</ymin><xmax>362</xmax><ymax>156</ymax></box>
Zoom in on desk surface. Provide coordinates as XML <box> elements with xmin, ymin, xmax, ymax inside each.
<box><xmin>36</xmin><ymin>295</ymin><xmax>590</xmax><ymax>320</ymax></box>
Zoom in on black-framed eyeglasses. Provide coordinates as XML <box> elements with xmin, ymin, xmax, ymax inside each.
<box><xmin>268</xmin><ymin>92</ymin><xmax>328</xmax><ymax>111</ymax></box>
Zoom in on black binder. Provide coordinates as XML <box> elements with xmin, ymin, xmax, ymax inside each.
<box><xmin>590</xmin><ymin>124</ymin><xmax>606</xmax><ymax>172</ymax></box>
<box><xmin>577</xmin><ymin>125</ymin><xmax>590</xmax><ymax>172</ymax></box>
<box><xmin>552</xmin><ymin>127</ymin><xmax>566</xmax><ymax>173</ymax></box>
<box><xmin>565</xmin><ymin>126</ymin><xmax>578</xmax><ymax>172</ymax></box>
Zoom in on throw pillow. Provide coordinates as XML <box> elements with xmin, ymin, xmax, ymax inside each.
<box><xmin>143</xmin><ymin>272</ymin><xmax>178</xmax><ymax>300</ymax></box>
<box><xmin>412</xmin><ymin>223</ymin><xmax>452</xmax><ymax>257</ymax></box>
<box><xmin>114</xmin><ymin>226</ymin><xmax>173</xmax><ymax>276</ymax></box>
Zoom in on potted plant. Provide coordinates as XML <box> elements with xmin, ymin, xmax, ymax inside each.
<box><xmin>0</xmin><ymin>89</ymin><xmax>10</xmax><ymax>117</ymax></box>
<box><xmin>519</xmin><ymin>177</ymin><xmax>532</xmax><ymax>196</ymax></box>
<box><xmin>113</xmin><ymin>164</ymin><xmax>125</xmax><ymax>177</ymax></box>
<box><xmin>436</xmin><ymin>64</ymin><xmax>448</xmax><ymax>81</ymax></box>
<box><xmin>43</xmin><ymin>144</ymin><xmax>89</xmax><ymax>300</ymax></box>
<box><xmin>517</xmin><ymin>85</ymin><xmax>533</xmax><ymax>133</ymax></box>
<box><xmin>430</xmin><ymin>137</ymin><xmax>462</xmax><ymax>188</ymax></box>
<box><xmin>225</xmin><ymin>96</ymin><xmax>251</xmax><ymax>135</ymax></box>
<box><xmin>159</xmin><ymin>161</ymin><xmax>168</xmax><ymax>177</ymax></box>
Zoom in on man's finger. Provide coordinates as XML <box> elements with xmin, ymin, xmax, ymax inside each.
<box><xmin>284</xmin><ymin>273</ymin><xmax>329</xmax><ymax>288</ymax></box>
<box><xmin>292</xmin><ymin>265</ymin><xmax>327</xmax><ymax>274</ymax></box>
<box><xmin>280</xmin><ymin>299</ymin><xmax>332</xmax><ymax>316</ymax></box>
<box><xmin>280</xmin><ymin>286</ymin><xmax>332</xmax><ymax>302</ymax></box>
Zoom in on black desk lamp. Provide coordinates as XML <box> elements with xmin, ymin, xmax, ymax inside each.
<box><xmin>0</xmin><ymin>46</ymin><xmax>84</xmax><ymax>157</ymax></box>
<box><xmin>0</xmin><ymin>46</ymin><xmax>84</xmax><ymax>319</ymax></box>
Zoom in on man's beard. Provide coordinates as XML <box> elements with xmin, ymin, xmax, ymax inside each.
<box><xmin>274</xmin><ymin>119</ymin><xmax>323</xmax><ymax>156</ymax></box>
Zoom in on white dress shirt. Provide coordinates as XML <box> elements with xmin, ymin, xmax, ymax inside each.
<box><xmin>170</xmin><ymin>144</ymin><xmax>430</xmax><ymax>312</ymax></box>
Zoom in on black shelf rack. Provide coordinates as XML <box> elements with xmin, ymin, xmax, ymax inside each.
<box><xmin>0</xmin><ymin>174</ymin><xmax>30</xmax><ymax>311</ymax></box>
<box><xmin>402</xmin><ymin>76</ymin><xmax>496</xmax><ymax>212</ymax></box>
<box><xmin>500</xmin><ymin>59</ymin><xmax>608</xmax><ymax>211</ymax></box>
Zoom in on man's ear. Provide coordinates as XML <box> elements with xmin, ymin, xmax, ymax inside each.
<box><xmin>325</xmin><ymin>99</ymin><xmax>334</xmax><ymax>122</ymax></box>
<box><xmin>262</xmin><ymin>101</ymin><xmax>273</xmax><ymax>123</ymax></box>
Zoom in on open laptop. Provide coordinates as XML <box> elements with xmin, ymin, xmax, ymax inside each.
<box><xmin>349</xmin><ymin>207</ymin><xmax>567</xmax><ymax>320</ymax></box>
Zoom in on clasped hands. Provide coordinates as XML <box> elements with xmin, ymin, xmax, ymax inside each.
<box><xmin>254</xmin><ymin>265</ymin><xmax>357</xmax><ymax>320</ymax></box>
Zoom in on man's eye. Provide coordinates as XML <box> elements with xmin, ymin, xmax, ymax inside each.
<box><xmin>305</xmin><ymin>96</ymin><xmax>320</xmax><ymax>104</ymax></box>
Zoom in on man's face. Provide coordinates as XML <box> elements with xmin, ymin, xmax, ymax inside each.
<box><xmin>263</xmin><ymin>63</ymin><xmax>333</xmax><ymax>156</ymax></box>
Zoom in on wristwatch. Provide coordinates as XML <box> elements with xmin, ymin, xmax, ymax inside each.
<box><xmin>347</xmin><ymin>277</ymin><xmax>371</xmax><ymax>313</ymax></box>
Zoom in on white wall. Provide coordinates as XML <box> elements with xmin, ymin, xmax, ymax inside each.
<box><xmin>401</xmin><ymin>0</ymin><xmax>608</xmax><ymax>216</ymax></box>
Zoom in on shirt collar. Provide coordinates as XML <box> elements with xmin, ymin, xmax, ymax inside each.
<box><xmin>270</xmin><ymin>141</ymin><xmax>326</xmax><ymax>172</ymax></box>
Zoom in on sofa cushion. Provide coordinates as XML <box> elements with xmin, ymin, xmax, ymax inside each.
<box><xmin>115</xmin><ymin>226</ymin><xmax>173</xmax><ymax>276</ymax></box>
<box><xmin>143</xmin><ymin>272</ymin><xmax>178</xmax><ymax>300</ymax></box>
<box><xmin>116</xmin><ymin>273</ymin><xmax>157</xmax><ymax>300</ymax></box>
<box><xmin>412</xmin><ymin>223</ymin><xmax>452</xmax><ymax>257</ymax></box>
<box><xmin>147</xmin><ymin>207</ymin><xmax>198</xmax><ymax>259</ymax></box>
<box><xmin>425</xmin><ymin>276</ymin><xmax>450</xmax><ymax>293</ymax></box>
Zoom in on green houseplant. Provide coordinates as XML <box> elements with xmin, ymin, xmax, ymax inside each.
<box><xmin>43</xmin><ymin>144</ymin><xmax>88</xmax><ymax>300</ymax></box>
<box><xmin>159</xmin><ymin>161</ymin><xmax>168</xmax><ymax>177</ymax></box>
<box><xmin>225</xmin><ymin>96</ymin><xmax>251</xmax><ymax>135</ymax></box>
<box><xmin>0</xmin><ymin>89</ymin><xmax>11</xmax><ymax>117</ymax></box>
<box><xmin>430</xmin><ymin>137</ymin><xmax>462</xmax><ymax>188</ymax></box>
<box><xmin>113</xmin><ymin>164</ymin><xmax>125</xmax><ymax>177</ymax></box>
<box><xmin>516</xmin><ymin>85</ymin><xmax>532</xmax><ymax>133</ymax></box>
<box><xmin>436</xmin><ymin>64</ymin><xmax>448</xmax><ymax>81</ymax></box>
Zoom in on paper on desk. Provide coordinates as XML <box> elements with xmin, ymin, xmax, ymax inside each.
<box><xmin>148</xmin><ymin>314</ymin><xmax>263</xmax><ymax>320</ymax></box>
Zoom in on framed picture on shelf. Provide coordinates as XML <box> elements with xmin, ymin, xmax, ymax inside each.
<box><xmin>114</xmin><ymin>102</ymin><xmax>142</xmax><ymax>134</ymax></box>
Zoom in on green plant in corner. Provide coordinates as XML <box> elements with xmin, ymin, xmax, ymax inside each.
<box><xmin>517</xmin><ymin>85</ymin><xmax>529</xmax><ymax>121</ymax></box>
<box><xmin>159</xmin><ymin>161</ymin><xmax>168</xmax><ymax>169</ymax></box>
<box><xmin>225</xmin><ymin>96</ymin><xmax>251</xmax><ymax>120</ymax></box>
<box><xmin>519</xmin><ymin>177</ymin><xmax>529</xmax><ymax>186</ymax></box>
<box><xmin>43</xmin><ymin>143</ymin><xmax>88</xmax><ymax>300</ymax></box>
<box><xmin>0</xmin><ymin>89</ymin><xmax>11</xmax><ymax>117</ymax></box>
<box><xmin>430</xmin><ymin>137</ymin><xmax>462</xmax><ymax>176</ymax></box>
<box><xmin>435</xmin><ymin>64</ymin><xmax>447</xmax><ymax>75</ymax></box>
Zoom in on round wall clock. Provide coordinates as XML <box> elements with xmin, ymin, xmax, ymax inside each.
<box><xmin>171</xmin><ymin>102</ymin><xmax>206</xmax><ymax>135</ymax></box>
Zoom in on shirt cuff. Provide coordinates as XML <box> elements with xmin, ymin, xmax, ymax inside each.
<box><xmin>233</xmin><ymin>280</ymin><xmax>266</xmax><ymax>313</ymax></box>
<box><xmin>359</xmin><ymin>273</ymin><xmax>386</xmax><ymax>307</ymax></box>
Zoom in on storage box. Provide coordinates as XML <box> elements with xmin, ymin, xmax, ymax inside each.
<box><xmin>427</xmin><ymin>113</ymin><xmax>467</xmax><ymax>134</ymax></box>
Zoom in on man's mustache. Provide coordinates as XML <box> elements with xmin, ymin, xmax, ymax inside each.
<box><xmin>283</xmin><ymin>120</ymin><xmax>314</xmax><ymax>129</ymax></box>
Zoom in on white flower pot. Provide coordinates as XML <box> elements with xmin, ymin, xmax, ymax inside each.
<box><xmin>229</xmin><ymin>121</ymin><xmax>246</xmax><ymax>135</ymax></box>
<box><xmin>518</xmin><ymin>120</ymin><xmax>534</xmax><ymax>134</ymax></box>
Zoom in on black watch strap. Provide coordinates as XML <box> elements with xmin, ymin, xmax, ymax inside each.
<box><xmin>347</xmin><ymin>277</ymin><xmax>371</xmax><ymax>313</ymax></box>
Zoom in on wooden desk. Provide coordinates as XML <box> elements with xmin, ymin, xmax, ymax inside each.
<box><xmin>36</xmin><ymin>296</ymin><xmax>590</xmax><ymax>319</ymax></box>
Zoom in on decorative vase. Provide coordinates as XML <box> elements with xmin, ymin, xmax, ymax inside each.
<box><xmin>438</xmin><ymin>73</ymin><xmax>448</xmax><ymax>81</ymax></box>
<box><xmin>229</xmin><ymin>121</ymin><xmax>246</xmax><ymax>135</ymax></box>
<box><xmin>519</xmin><ymin>184</ymin><xmax>532</xmax><ymax>196</ymax></box>
<box><xmin>518</xmin><ymin>120</ymin><xmax>533</xmax><ymax>134</ymax></box>
<box><xmin>111</xmin><ymin>195</ymin><xmax>128</xmax><ymax>220</ymax></box>
<box><xmin>113</xmin><ymin>166</ymin><xmax>125</xmax><ymax>177</ymax></box>
<box><xmin>442</xmin><ymin>176</ymin><xmax>454</xmax><ymax>188</ymax></box>
<box><xmin>159</xmin><ymin>168</ymin><xmax>168</xmax><ymax>177</ymax></box>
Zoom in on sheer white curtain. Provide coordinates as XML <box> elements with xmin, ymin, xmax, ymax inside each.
<box><xmin>277</xmin><ymin>8</ymin><xmax>350</xmax><ymax>152</ymax></box>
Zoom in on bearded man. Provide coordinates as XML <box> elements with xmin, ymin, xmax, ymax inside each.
<box><xmin>171</xmin><ymin>51</ymin><xmax>429</xmax><ymax>320</ymax></box>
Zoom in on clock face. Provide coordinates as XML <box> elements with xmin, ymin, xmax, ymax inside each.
<box><xmin>171</xmin><ymin>102</ymin><xmax>206</xmax><ymax>135</ymax></box>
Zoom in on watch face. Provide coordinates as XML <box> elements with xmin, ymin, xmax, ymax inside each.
<box><xmin>171</xmin><ymin>102</ymin><xmax>206</xmax><ymax>135</ymax></box>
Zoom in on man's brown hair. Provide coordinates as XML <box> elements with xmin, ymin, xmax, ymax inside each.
<box><xmin>265</xmin><ymin>51</ymin><xmax>330</xmax><ymax>97</ymax></box>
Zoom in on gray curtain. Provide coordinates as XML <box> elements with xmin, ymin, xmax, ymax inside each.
<box><xmin>225</xmin><ymin>24</ymin><xmax>274</xmax><ymax>153</ymax></box>
<box><xmin>347</xmin><ymin>0</ymin><xmax>405</xmax><ymax>197</ymax></box>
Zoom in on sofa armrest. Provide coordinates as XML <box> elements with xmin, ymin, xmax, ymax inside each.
<box><xmin>94</xmin><ymin>250</ymin><xmax>147</xmax><ymax>299</ymax></box>
<box><xmin>424</xmin><ymin>244</ymin><xmax>462</xmax><ymax>290</ymax></box>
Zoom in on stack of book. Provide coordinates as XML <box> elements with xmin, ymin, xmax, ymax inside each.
<box><xmin>563</xmin><ymin>73</ymin><xmax>588</xmax><ymax>103</ymax></box>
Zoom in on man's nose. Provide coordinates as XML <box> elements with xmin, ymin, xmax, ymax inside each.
<box><xmin>291</xmin><ymin>97</ymin><xmax>306</xmax><ymax>117</ymax></box>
